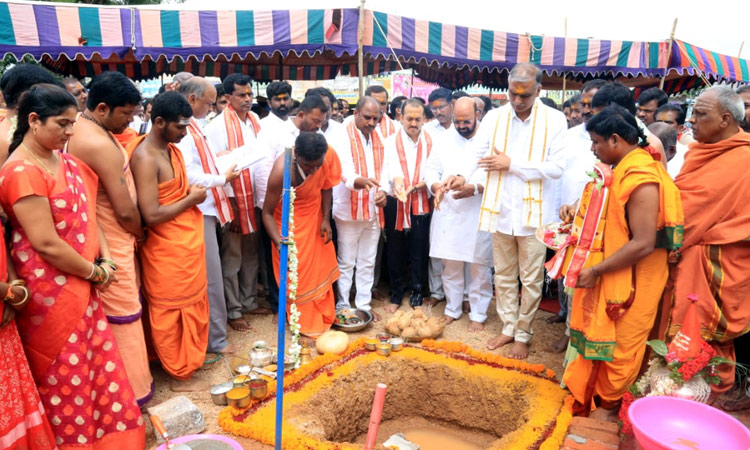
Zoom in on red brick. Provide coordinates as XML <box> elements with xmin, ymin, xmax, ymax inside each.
<box><xmin>566</xmin><ymin>427</ymin><xmax>620</xmax><ymax>446</ymax></box>
<box><xmin>571</xmin><ymin>416</ymin><xmax>620</xmax><ymax>434</ymax></box>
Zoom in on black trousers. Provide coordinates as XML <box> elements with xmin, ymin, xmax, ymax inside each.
<box><xmin>384</xmin><ymin>196</ymin><xmax>431</xmax><ymax>304</ymax></box>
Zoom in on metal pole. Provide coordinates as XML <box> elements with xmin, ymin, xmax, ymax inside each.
<box><xmin>357</xmin><ymin>0</ymin><xmax>366</xmax><ymax>97</ymax></box>
<box><xmin>659</xmin><ymin>18</ymin><xmax>678</xmax><ymax>90</ymax></box>
<box><xmin>274</xmin><ymin>147</ymin><xmax>293</xmax><ymax>450</ymax></box>
<box><xmin>739</xmin><ymin>41</ymin><xmax>745</xmax><ymax>58</ymax></box>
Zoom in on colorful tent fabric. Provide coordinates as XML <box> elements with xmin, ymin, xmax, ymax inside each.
<box><xmin>0</xmin><ymin>1</ymin><xmax>748</xmax><ymax>93</ymax></box>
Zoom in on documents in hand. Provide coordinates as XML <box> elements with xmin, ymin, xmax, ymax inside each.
<box><xmin>215</xmin><ymin>144</ymin><xmax>265</xmax><ymax>173</ymax></box>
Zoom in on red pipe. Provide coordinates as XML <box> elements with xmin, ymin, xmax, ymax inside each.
<box><xmin>364</xmin><ymin>383</ymin><xmax>388</xmax><ymax>450</ymax></box>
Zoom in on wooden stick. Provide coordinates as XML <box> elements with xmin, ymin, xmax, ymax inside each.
<box><xmin>739</xmin><ymin>41</ymin><xmax>745</xmax><ymax>59</ymax></box>
<box><xmin>357</xmin><ymin>0</ymin><xmax>366</xmax><ymax>98</ymax></box>
<box><xmin>561</xmin><ymin>17</ymin><xmax>567</xmax><ymax>100</ymax></box>
<box><xmin>660</xmin><ymin>18</ymin><xmax>678</xmax><ymax>90</ymax></box>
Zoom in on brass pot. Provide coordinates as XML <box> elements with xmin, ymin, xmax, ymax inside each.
<box><xmin>248</xmin><ymin>379</ymin><xmax>268</xmax><ymax>400</ymax></box>
<box><xmin>226</xmin><ymin>387</ymin><xmax>251</xmax><ymax>409</ymax></box>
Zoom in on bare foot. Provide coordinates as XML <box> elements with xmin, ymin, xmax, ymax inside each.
<box><xmin>509</xmin><ymin>341</ymin><xmax>530</xmax><ymax>359</ymax></box>
<box><xmin>487</xmin><ymin>334</ymin><xmax>514</xmax><ymax>351</ymax></box>
<box><xmin>423</xmin><ymin>297</ymin><xmax>440</xmax><ymax>307</ymax></box>
<box><xmin>462</xmin><ymin>301</ymin><xmax>470</xmax><ymax>314</ymax></box>
<box><xmin>551</xmin><ymin>335</ymin><xmax>569</xmax><ymax>353</ymax></box>
<box><xmin>384</xmin><ymin>303</ymin><xmax>399</xmax><ymax>314</ymax></box>
<box><xmin>170</xmin><ymin>376</ymin><xmax>210</xmax><ymax>392</ymax></box>
<box><xmin>441</xmin><ymin>316</ymin><xmax>456</xmax><ymax>325</ymax></box>
<box><xmin>371</xmin><ymin>310</ymin><xmax>381</xmax><ymax>322</ymax></box>
<box><xmin>228</xmin><ymin>318</ymin><xmax>251</xmax><ymax>331</ymax></box>
<box><xmin>219</xmin><ymin>343</ymin><xmax>239</xmax><ymax>354</ymax></box>
<box><xmin>546</xmin><ymin>314</ymin><xmax>565</xmax><ymax>324</ymax></box>
<box><xmin>202</xmin><ymin>352</ymin><xmax>221</xmax><ymax>366</ymax></box>
<box><xmin>468</xmin><ymin>321</ymin><xmax>484</xmax><ymax>332</ymax></box>
<box><xmin>589</xmin><ymin>406</ymin><xmax>619</xmax><ymax>422</ymax></box>
<box><xmin>246</xmin><ymin>306</ymin><xmax>274</xmax><ymax>315</ymax></box>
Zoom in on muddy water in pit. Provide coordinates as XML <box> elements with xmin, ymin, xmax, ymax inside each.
<box><xmin>404</xmin><ymin>427</ymin><xmax>483</xmax><ymax>450</ymax></box>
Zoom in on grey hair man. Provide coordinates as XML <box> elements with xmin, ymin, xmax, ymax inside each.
<box><xmin>736</xmin><ymin>85</ymin><xmax>750</xmax><ymax>133</ymax></box>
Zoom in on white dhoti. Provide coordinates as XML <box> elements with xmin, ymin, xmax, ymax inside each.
<box><xmin>334</xmin><ymin>218</ymin><xmax>380</xmax><ymax>311</ymax></box>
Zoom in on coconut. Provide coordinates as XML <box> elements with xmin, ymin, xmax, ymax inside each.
<box><xmin>401</xmin><ymin>327</ymin><xmax>417</xmax><ymax>339</ymax></box>
<box><xmin>412</xmin><ymin>309</ymin><xmax>426</xmax><ymax>319</ymax></box>
<box><xmin>397</xmin><ymin>314</ymin><xmax>412</xmax><ymax>330</ymax></box>
<box><xmin>386</xmin><ymin>322</ymin><xmax>401</xmax><ymax>336</ymax></box>
<box><xmin>411</xmin><ymin>319</ymin><xmax>426</xmax><ymax>330</ymax></box>
<box><xmin>418</xmin><ymin>325</ymin><xmax>433</xmax><ymax>338</ymax></box>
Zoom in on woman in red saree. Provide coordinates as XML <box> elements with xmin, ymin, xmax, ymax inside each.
<box><xmin>0</xmin><ymin>84</ymin><xmax>145</xmax><ymax>449</ymax></box>
<box><xmin>0</xmin><ymin>224</ymin><xmax>56</xmax><ymax>449</ymax></box>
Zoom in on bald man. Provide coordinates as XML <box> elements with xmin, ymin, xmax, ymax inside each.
<box><xmin>332</xmin><ymin>96</ymin><xmax>386</xmax><ymax>319</ymax></box>
<box><xmin>425</xmin><ymin>97</ymin><xmax>492</xmax><ymax>331</ymax></box>
<box><xmin>176</xmin><ymin>77</ymin><xmax>242</xmax><ymax>356</ymax></box>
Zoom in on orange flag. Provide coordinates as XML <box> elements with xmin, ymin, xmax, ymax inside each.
<box><xmin>668</xmin><ymin>294</ymin><xmax>704</xmax><ymax>360</ymax></box>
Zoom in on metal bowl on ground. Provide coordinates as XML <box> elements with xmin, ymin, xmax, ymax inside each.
<box><xmin>332</xmin><ymin>308</ymin><xmax>373</xmax><ymax>333</ymax></box>
<box><xmin>209</xmin><ymin>381</ymin><xmax>234</xmax><ymax>406</ymax></box>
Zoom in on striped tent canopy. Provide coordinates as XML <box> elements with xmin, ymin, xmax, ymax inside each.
<box><xmin>361</xmin><ymin>9</ymin><xmax>669</xmax><ymax>88</ymax></box>
<box><xmin>0</xmin><ymin>1</ymin><xmax>748</xmax><ymax>94</ymax></box>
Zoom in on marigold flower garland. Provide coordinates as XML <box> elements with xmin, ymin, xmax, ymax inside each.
<box><xmin>219</xmin><ymin>339</ymin><xmax>572</xmax><ymax>450</ymax></box>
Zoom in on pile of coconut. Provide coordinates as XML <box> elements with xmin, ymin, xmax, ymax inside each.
<box><xmin>384</xmin><ymin>308</ymin><xmax>445</xmax><ymax>341</ymax></box>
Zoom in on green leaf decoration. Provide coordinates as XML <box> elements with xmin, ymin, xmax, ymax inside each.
<box><xmin>647</xmin><ymin>339</ymin><xmax>668</xmax><ymax>357</ymax></box>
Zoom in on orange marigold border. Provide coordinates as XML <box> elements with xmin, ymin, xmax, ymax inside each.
<box><xmin>219</xmin><ymin>338</ymin><xmax>573</xmax><ymax>450</ymax></box>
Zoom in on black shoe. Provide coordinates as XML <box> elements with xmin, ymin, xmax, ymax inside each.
<box><xmin>409</xmin><ymin>291</ymin><xmax>423</xmax><ymax>307</ymax></box>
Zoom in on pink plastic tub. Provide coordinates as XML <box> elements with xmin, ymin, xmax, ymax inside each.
<box><xmin>628</xmin><ymin>396</ymin><xmax>750</xmax><ymax>450</ymax></box>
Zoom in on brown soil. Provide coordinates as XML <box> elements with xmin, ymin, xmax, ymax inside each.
<box><xmin>289</xmin><ymin>357</ymin><xmax>531</xmax><ymax>445</ymax></box>
<box><xmin>144</xmin><ymin>290</ymin><xmax>567</xmax><ymax>449</ymax></box>
<box><xmin>355</xmin><ymin>416</ymin><xmax>495</xmax><ymax>449</ymax></box>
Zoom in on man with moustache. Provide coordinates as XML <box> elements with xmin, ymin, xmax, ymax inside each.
<box><xmin>655</xmin><ymin>103</ymin><xmax>690</xmax><ymax>177</ymax></box>
<box><xmin>331</xmin><ymin>97</ymin><xmax>386</xmax><ymax>319</ymax></box>
<box><xmin>364</xmin><ymin>85</ymin><xmax>397</xmax><ymax>139</ymax></box>
<box><xmin>425</xmin><ymin>97</ymin><xmax>492</xmax><ymax>331</ymax></box>
<box><xmin>205</xmin><ymin>74</ymin><xmax>271</xmax><ymax>331</ymax></box>
<box><xmin>306</xmin><ymin>87</ymin><xmax>344</xmax><ymax>142</ymax></box>
<box><xmin>636</xmin><ymin>87</ymin><xmax>669</xmax><ymax>126</ymax></box>
<box><xmin>62</xmin><ymin>76</ymin><xmax>88</xmax><ymax>113</ymax></box>
<box><xmin>67</xmin><ymin>71</ymin><xmax>153</xmax><ymax>405</ymax></box>
<box><xmin>176</xmin><ymin>77</ymin><xmax>242</xmax><ymax>357</ymax></box>
<box><xmin>380</xmin><ymin>99</ymin><xmax>434</xmax><ymax>312</ymax></box>
<box><xmin>471</xmin><ymin>63</ymin><xmax>567</xmax><ymax>359</ymax></box>
<box><xmin>261</xmin><ymin>81</ymin><xmax>293</xmax><ymax>131</ymax></box>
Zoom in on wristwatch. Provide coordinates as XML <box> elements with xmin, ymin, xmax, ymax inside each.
<box><xmin>473</xmin><ymin>184</ymin><xmax>479</xmax><ymax>196</ymax></box>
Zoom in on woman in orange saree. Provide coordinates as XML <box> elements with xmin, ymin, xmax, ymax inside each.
<box><xmin>0</xmin><ymin>84</ymin><xmax>144</xmax><ymax>449</ymax></box>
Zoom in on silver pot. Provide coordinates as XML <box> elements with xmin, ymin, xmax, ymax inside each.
<box><xmin>249</xmin><ymin>341</ymin><xmax>276</xmax><ymax>367</ymax></box>
<box><xmin>209</xmin><ymin>381</ymin><xmax>233</xmax><ymax>406</ymax></box>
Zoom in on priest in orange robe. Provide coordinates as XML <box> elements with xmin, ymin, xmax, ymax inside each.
<box><xmin>129</xmin><ymin>91</ymin><xmax>211</xmax><ymax>392</ymax></box>
<box><xmin>659</xmin><ymin>86</ymin><xmax>750</xmax><ymax>397</ymax></box>
<box><xmin>262</xmin><ymin>131</ymin><xmax>342</xmax><ymax>338</ymax></box>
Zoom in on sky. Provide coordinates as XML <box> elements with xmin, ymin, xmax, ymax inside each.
<box><xmin>179</xmin><ymin>0</ymin><xmax>747</xmax><ymax>58</ymax></box>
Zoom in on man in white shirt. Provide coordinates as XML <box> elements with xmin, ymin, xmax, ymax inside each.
<box><xmin>204</xmin><ymin>73</ymin><xmax>271</xmax><ymax>331</ymax></box>
<box><xmin>260</xmin><ymin>80</ymin><xmax>293</xmax><ymax>133</ymax></box>
<box><xmin>655</xmin><ymin>103</ymin><xmax>691</xmax><ymax>178</ymax></box>
<box><xmin>305</xmin><ymin>87</ymin><xmax>344</xmax><ymax>143</ymax></box>
<box><xmin>366</xmin><ymin>85</ymin><xmax>398</xmax><ymax>140</ymax></box>
<box><xmin>470</xmin><ymin>63</ymin><xmax>567</xmax><ymax>359</ymax></box>
<box><xmin>176</xmin><ymin>77</ymin><xmax>242</xmax><ymax>353</ymax></box>
<box><xmin>422</xmin><ymin>87</ymin><xmax>457</xmax><ymax>307</ymax></box>
<box><xmin>332</xmin><ymin>97</ymin><xmax>386</xmax><ymax>319</ymax></box>
<box><xmin>425</xmin><ymin>97</ymin><xmax>492</xmax><ymax>331</ymax></box>
<box><xmin>379</xmin><ymin>99</ymin><xmax>434</xmax><ymax>312</ymax></box>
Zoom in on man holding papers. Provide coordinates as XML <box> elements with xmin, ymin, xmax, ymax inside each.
<box><xmin>205</xmin><ymin>74</ymin><xmax>272</xmax><ymax>332</ymax></box>
<box><xmin>176</xmin><ymin>77</ymin><xmax>242</xmax><ymax>355</ymax></box>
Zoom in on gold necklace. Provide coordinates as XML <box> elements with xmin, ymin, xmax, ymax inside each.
<box><xmin>20</xmin><ymin>143</ymin><xmax>57</xmax><ymax>176</ymax></box>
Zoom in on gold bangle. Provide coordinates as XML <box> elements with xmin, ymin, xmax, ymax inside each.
<box><xmin>7</xmin><ymin>286</ymin><xmax>30</xmax><ymax>308</ymax></box>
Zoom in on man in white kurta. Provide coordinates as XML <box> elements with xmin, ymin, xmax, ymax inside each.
<box><xmin>204</xmin><ymin>74</ymin><xmax>269</xmax><ymax>331</ymax></box>
<box><xmin>176</xmin><ymin>78</ymin><xmax>241</xmax><ymax>353</ymax></box>
<box><xmin>424</xmin><ymin>98</ymin><xmax>492</xmax><ymax>331</ymax></box>
<box><xmin>469</xmin><ymin>63</ymin><xmax>567</xmax><ymax>359</ymax></box>
<box><xmin>379</xmin><ymin>99</ymin><xmax>433</xmax><ymax>312</ymax></box>
<box><xmin>332</xmin><ymin>97</ymin><xmax>386</xmax><ymax>319</ymax></box>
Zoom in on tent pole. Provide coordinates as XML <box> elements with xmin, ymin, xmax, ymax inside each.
<box><xmin>273</xmin><ymin>147</ymin><xmax>293</xmax><ymax>450</ymax></box>
<box><xmin>357</xmin><ymin>0</ymin><xmax>366</xmax><ymax>97</ymax></box>
<box><xmin>561</xmin><ymin>17</ymin><xmax>567</xmax><ymax>100</ymax></box>
<box><xmin>739</xmin><ymin>41</ymin><xmax>745</xmax><ymax>58</ymax></box>
<box><xmin>659</xmin><ymin>18</ymin><xmax>678</xmax><ymax>90</ymax></box>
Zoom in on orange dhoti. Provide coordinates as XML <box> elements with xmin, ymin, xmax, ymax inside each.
<box><xmin>559</xmin><ymin>149</ymin><xmax>683</xmax><ymax>413</ymax></box>
<box><xmin>133</xmin><ymin>137</ymin><xmax>209</xmax><ymax>380</ymax></box>
<box><xmin>272</xmin><ymin>148</ymin><xmax>342</xmax><ymax>338</ymax></box>
<box><xmin>660</xmin><ymin>132</ymin><xmax>750</xmax><ymax>393</ymax></box>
